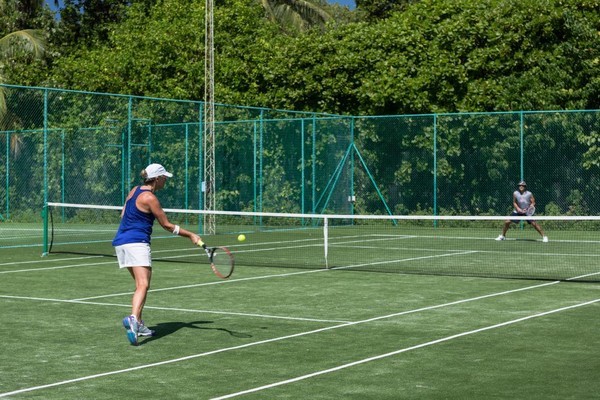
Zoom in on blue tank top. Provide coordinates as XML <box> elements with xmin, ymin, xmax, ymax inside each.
<box><xmin>112</xmin><ymin>186</ymin><xmax>156</xmax><ymax>246</ymax></box>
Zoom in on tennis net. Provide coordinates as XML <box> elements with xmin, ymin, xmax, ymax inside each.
<box><xmin>45</xmin><ymin>202</ymin><xmax>600</xmax><ymax>282</ymax></box>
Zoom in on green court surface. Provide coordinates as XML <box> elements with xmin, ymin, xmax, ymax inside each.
<box><xmin>1</xmin><ymin>230</ymin><xmax>600</xmax><ymax>399</ymax></box>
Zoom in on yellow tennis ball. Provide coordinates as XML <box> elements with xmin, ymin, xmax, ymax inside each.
<box><xmin>238</xmin><ymin>234</ymin><xmax>246</xmax><ymax>242</ymax></box>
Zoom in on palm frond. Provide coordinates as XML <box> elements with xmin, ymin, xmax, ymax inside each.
<box><xmin>261</xmin><ymin>0</ymin><xmax>332</xmax><ymax>32</ymax></box>
<box><xmin>0</xmin><ymin>28</ymin><xmax>45</xmax><ymax>156</ymax></box>
<box><xmin>281</xmin><ymin>0</ymin><xmax>332</xmax><ymax>26</ymax></box>
<box><xmin>0</xmin><ymin>29</ymin><xmax>46</xmax><ymax>59</ymax></box>
<box><xmin>0</xmin><ymin>87</ymin><xmax>6</xmax><ymax>124</ymax></box>
<box><xmin>261</xmin><ymin>0</ymin><xmax>279</xmax><ymax>22</ymax></box>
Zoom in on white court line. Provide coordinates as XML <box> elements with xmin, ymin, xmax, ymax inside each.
<box><xmin>73</xmin><ymin>268</ymin><xmax>328</xmax><ymax>300</ymax></box>
<box><xmin>74</xmin><ymin>250</ymin><xmax>474</xmax><ymax>301</ymax></box>
<box><xmin>0</xmin><ymin>236</ymin><xmax>327</xmax><ymax>273</ymax></box>
<box><xmin>368</xmin><ymin>233</ymin><xmax>600</xmax><ymax>245</ymax></box>
<box><xmin>0</xmin><ymin>295</ymin><xmax>349</xmax><ymax>324</ymax></box>
<box><xmin>0</xmin><ymin>260</ymin><xmax>115</xmax><ymax>274</ymax></box>
<box><xmin>331</xmin><ymin>244</ymin><xmax>600</xmax><ymax>259</ymax></box>
<box><xmin>4</xmin><ymin>232</ymin><xmax>599</xmax><ymax>275</ymax></box>
<box><xmin>332</xmin><ymin>250</ymin><xmax>478</xmax><ymax>271</ymax></box>
<box><xmin>0</xmin><ymin>234</ymin><xmax>44</xmax><ymax>241</ymax></box>
<box><xmin>329</xmin><ymin>240</ymin><xmax>600</xmax><ymax>259</ymax></box>
<box><xmin>0</xmin><ymin>255</ymin><xmax>103</xmax><ymax>267</ymax></box>
<box><xmin>210</xmin><ymin>297</ymin><xmax>600</xmax><ymax>400</ymax></box>
<box><xmin>0</xmin><ymin>280</ymin><xmax>562</xmax><ymax>398</ymax></box>
<box><xmin>327</xmin><ymin>236</ymin><xmax>600</xmax><ymax>260</ymax></box>
<box><xmin>6</xmin><ymin>233</ymin><xmax>391</xmax><ymax>263</ymax></box>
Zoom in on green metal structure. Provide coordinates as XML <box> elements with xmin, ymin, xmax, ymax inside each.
<box><xmin>0</xmin><ymin>84</ymin><xmax>599</xmax><ymax>250</ymax></box>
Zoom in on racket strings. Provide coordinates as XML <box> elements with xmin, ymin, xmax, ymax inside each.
<box><xmin>210</xmin><ymin>247</ymin><xmax>234</xmax><ymax>279</ymax></box>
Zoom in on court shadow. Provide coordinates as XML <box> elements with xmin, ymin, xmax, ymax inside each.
<box><xmin>139</xmin><ymin>320</ymin><xmax>252</xmax><ymax>345</ymax></box>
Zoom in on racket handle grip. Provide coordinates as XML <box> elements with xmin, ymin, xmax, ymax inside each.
<box><xmin>197</xmin><ymin>240</ymin><xmax>211</xmax><ymax>257</ymax></box>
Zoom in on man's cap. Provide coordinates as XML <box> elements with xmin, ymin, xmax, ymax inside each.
<box><xmin>518</xmin><ymin>180</ymin><xmax>527</xmax><ymax>187</ymax></box>
<box><xmin>145</xmin><ymin>163</ymin><xmax>173</xmax><ymax>179</ymax></box>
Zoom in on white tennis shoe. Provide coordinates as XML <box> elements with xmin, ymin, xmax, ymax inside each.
<box><xmin>123</xmin><ymin>315</ymin><xmax>155</xmax><ymax>338</ymax></box>
<box><xmin>137</xmin><ymin>321</ymin><xmax>155</xmax><ymax>337</ymax></box>
<box><xmin>123</xmin><ymin>315</ymin><xmax>139</xmax><ymax>346</ymax></box>
<box><xmin>495</xmin><ymin>235</ymin><xmax>505</xmax><ymax>241</ymax></box>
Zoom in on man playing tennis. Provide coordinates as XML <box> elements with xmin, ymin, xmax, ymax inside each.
<box><xmin>113</xmin><ymin>163</ymin><xmax>202</xmax><ymax>345</ymax></box>
<box><xmin>496</xmin><ymin>181</ymin><xmax>548</xmax><ymax>242</ymax></box>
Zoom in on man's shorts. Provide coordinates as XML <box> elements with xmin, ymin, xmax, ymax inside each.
<box><xmin>509</xmin><ymin>211</ymin><xmax>533</xmax><ymax>224</ymax></box>
<box><xmin>114</xmin><ymin>243</ymin><xmax>152</xmax><ymax>268</ymax></box>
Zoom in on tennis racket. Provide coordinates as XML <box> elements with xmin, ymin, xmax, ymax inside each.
<box><xmin>197</xmin><ymin>240</ymin><xmax>234</xmax><ymax>279</ymax></box>
<box><xmin>525</xmin><ymin>205</ymin><xmax>536</xmax><ymax>216</ymax></box>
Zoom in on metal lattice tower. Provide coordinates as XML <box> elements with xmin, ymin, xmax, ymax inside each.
<box><xmin>204</xmin><ymin>0</ymin><xmax>216</xmax><ymax>234</ymax></box>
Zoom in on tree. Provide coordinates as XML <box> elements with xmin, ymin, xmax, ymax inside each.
<box><xmin>0</xmin><ymin>0</ymin><xmax>52</xmax><ymax>82</ymax></box>
<box><xmin>0</xmin><ymin>29</ymin><xmax>46</xmax><ymax>155</ymax></box>
<box><xmin>47</xmin><ymin>0</ymin><xmax>600</xmax><ymax>115</ymax></box>
<box><xmin>259</xmin><ymin>0</ymin><xmax>600</xmax><ymax>115</ymax></box>
<box><xmin>54</xmin><ymin>0</ymin><xmax>157</xmax><ymax>48</ymax></box>
<box><xmin>354</xmin><ymin>0</ymin><xmax>416</xmax><ymax>20</ymax></box>
<box><xmin>0</xmin><ymin>29</ymin><xmax>46</xmax><ymax>113</ymax></box>
<box><xmin>0</xmin><ymin>0</ymin><xmax>48</xmax><ymax>158</ymax></box>
<box><xmin>0</xmin><ymin>0</ymin><xmax>49</xmax><ymax>114</ymax></box>
<box><xmin>260</xmin><ymin>0</ymin><xmax>333</xmax><ymax>33</ymax></box>
<box><xmin>51</xmin><ymin>0</ymin><xmax>281</xmax><ymax>103</ymax></box>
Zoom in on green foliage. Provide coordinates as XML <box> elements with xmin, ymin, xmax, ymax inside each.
<box><xmin>51</xmin><ymin>0</ymin><xmax>280</xmax><ymax>104</ymax></box>
<box><xmin>27</xmin><ymin>0</ymin><xmax>599</xmax><ymax>115</ymax></box>
<box><xmin>53</xmin><ymin>0</ymin><xmax>157</xmax><ymax>48</ymax></box>
<box><xmin>0</xmin><ymin>0</ymin><xmax>51</xmax><ymax>152</ymax></box>
<box><xmin>260</xmin><ymin>0</ymin><xmax>600</xmax><ymax>115</ymax></box>
<box><xmin>5</xmin><ymin>0</ymin><xmax>600</xmax><ymax>218</ymax></box>
<box><xmin>355</xmin><ymin>0</ymin><xmax>415</xmax><ymax>21</ymax></box>
<box><xmin>0</xmin><ymin>0</ymin><xmax>53</xmax><ymax>86</ymax></box>
<box><xmin>260</xmin><ymin>0</ymin><xmax>333</xmax><ymax>34</ymax></box>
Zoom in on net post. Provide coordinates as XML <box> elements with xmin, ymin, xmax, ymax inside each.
<box><xmin>42</xmin><ymin>203</ymin><xmax>49</xmax><ymax>256</ymax></box>
<box><xmin>324</xmin><ymin>216</ymin><xmax>329</xmax><ymax>269</ymax></box>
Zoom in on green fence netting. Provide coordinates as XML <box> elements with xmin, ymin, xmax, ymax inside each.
<box><xmin>1</xmin><ymin>84</ymin><xmax>599</xmax><ymax>250</ymax></box>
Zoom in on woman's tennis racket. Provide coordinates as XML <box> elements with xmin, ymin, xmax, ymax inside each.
<box><xmin>197</xmin><ymin>240</ymin><xmax>235</xmax><ymax>279</ymax></box>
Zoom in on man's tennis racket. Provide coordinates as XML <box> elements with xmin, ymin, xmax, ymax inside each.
<box><xmin>197</xmin><ymin>240</ymin><xmax>234</xmax><ymax>279</ymax></box>
<box><xmin>525</xmin><ymin>205</ymin><xmax>535</xmax><ymax>216</ymax></box>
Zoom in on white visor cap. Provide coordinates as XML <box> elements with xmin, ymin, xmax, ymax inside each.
<box><xmin>145</xmin><ymin>163</ymin><xmax>173</xmax><ymax>179</ymax></box>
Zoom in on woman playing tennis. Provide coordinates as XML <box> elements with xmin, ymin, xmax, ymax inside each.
<box><xmin>112</xmin><ymin>163</ymin><xmax>201</xmax><ymax>345</ymax></box>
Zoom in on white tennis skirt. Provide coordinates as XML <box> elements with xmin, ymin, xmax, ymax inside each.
<box><xmin>114</xmin><ymin>243</ymin><xmax>152</xmax><ymax>268</ymax></box>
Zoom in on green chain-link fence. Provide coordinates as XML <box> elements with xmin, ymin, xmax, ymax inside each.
<box><xmin>1</xmin><ymin>84</ymin><xmax>599</xmax><ymax>249</ymax></box>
